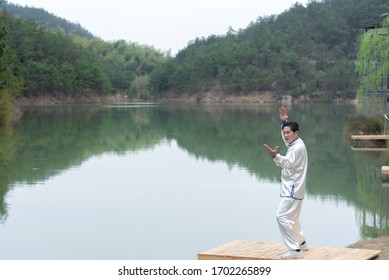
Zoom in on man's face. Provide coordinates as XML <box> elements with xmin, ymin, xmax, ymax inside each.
<box><xmin>282</xmin><ymin>126</ymin><xmax>298</xmax><ymax>144</ymax></box>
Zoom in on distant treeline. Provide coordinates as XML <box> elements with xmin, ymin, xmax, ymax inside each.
<box><xmin>3</xmin><ymin>1</ymin><xmax>95</xmax><ymax>39</ymax></box>
<box><xmin>1</xmin><ymin>0</ymin><xmax>389</xmax><ymax>110</ymax></box>
<box><xmin>1</xmin><ymin>2</ymin><xmax>165</xmax><ymax>98</ymax></box>
<box><xmin>152</xmin><ymin>0</ymin><xmax>389</xmax><ymax>99</ymax></box>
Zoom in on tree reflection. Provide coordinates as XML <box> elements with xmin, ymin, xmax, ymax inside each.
<box><xmin>0</xmin><ymin>104</ymin><xmax>388</xmax><ymax>239</ymax></box>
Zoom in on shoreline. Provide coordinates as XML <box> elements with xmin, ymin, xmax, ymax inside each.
<box><xmin>13</xmin><ymin>92</ymin><xmax>358</xmax><ymax>106</ymax></box>
<box><xmin>347</xmin><ymin>236</ymin><xmax>389</xmax><ymax>260</ymax></box>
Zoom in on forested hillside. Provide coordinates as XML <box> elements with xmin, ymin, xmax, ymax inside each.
<box><xmin>150</xmin><ymin>0</ymin><xmax>389</xmax><ymax>100</ymax></box>
<box><xmin>3</xmin><ymin>1</ymin><xmax>95</xmax><ymax>39</ymax></box>
<box><xmin>0</xmin><ymin>1</ymin><xmax>165</xmax><ymax>98</ymax></box>
<box><xmin>1</xmin><ymin>0</ymin><xmax>389</xmax><ymax>108</ymax></box>
<box><xmin>0</xmin><ymin>9</ymin><xmax>22</xmax><ymax>126</ymax></box>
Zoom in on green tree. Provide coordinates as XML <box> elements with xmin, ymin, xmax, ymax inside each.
<box><xmin>356</xmin><ymin>14</ymin><xmax>389</xmax><ymax>99</ymax></box>
<box><xmin>0</xmin><ymin>9</ymin><xmax>23</xmax><ymax>126</ymax></box>
<box><xmin>150</xmin><ymin>0</ymin><xmax>389</xmax><ymax>99</ymax></box>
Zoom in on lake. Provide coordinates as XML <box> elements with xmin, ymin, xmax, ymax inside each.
<box><xmin>0</xmin><ymin>103</ymin><xmax>388</xmax><ymax>259</ymax></box>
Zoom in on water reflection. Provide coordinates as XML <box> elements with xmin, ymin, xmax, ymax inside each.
<box><xmin>0</xmin><ymin>103</ymin><xmax>388</xmax><ymax>259</ymax></box>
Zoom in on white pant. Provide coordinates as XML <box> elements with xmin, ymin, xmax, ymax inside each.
<box><xmin>276</xmin><ymin>197</ymin><xmax>305</xmax><ymax>250</ymax></box>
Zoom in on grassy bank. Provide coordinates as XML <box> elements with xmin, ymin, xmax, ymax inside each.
<box><xmin>348</xmin><ymin>236</ymin><xmax>389</xmax><ymax>260</ymax></box>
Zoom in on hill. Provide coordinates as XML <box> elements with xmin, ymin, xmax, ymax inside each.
<box><xmin>2</xmin><ymin>0</ymin><xmax>389</xmax><ymax>106</ymax></box>
<box><xmin>149</xmin><ymin>0</ymin><xmax>389</xmax><ymax>101</ymax></box>
<box><xmin>0</xmin><ymin>1</ymin><xmax>165</xmax><ymax>98</ymax></box>
<box><xmin>3</xmin><ymin>1</ymin><xmax>95</xmax><ymax>39</ymax></box>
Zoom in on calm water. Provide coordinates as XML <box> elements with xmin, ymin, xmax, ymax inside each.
<box><xmin>0</xmin><ymin>103</ymin><xmax>388</xmax><ymax>259</ymax></box>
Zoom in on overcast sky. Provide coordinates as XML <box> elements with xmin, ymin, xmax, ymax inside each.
<box><xmin>7</xmin><ymin>0</ymin><xmax>310</xmax><ymax>54</ymax></box>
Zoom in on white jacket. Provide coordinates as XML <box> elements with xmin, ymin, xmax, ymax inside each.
<box><xmin>273</xmin><ymin>137</ymin><xmax>308</xmax><ymax>200</ymax></box>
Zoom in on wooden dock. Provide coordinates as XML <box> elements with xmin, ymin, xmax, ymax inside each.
<box><xmin>198</xmin><ymin>240</ymin><xmax>381</xmax><ymax>260</ymax></box>
<box><xmin>351</xmin><ymin>147</ymin><xmax>389</xmax><ymax>152</ymax></box>
<box><xmin>351</xmin><ymin>135</ymin><xmax>389</xmax><ymax>150</ymax></box>
<box><xmin>351</xmin><ymin>135</ymin><xmax>389</xmax><ymax>140</ymax></box>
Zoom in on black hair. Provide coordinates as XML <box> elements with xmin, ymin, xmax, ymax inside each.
<box><xmin>282</xmin><ymin>121</ymin><xmax>299</xmax><ymax>132</ymax></box>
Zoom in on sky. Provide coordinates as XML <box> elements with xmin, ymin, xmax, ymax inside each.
<box><xmin>7</xmin><ymin>0</ymin><xmax>310</xmax><ymax>54</ymax></box>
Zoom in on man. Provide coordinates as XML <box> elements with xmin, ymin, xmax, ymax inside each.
<box><xmin>263</xmin><ymin>107</ymin><xmax>309</xmax><ymax>259</ymax></box>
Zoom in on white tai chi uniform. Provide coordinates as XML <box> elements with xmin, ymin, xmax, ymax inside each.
<box><xmin>273</xmin><ymin>129</ymin><xmax>308</xmax><ymax>251</ymax></box>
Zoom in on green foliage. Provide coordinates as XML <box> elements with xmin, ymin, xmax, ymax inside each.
<box><xmin>346</xmin><ymin>115</ymin><xmax>383</xmax><ymax>135</ymax></box>
<box><xmin>2</xmin><ymin>17</ymin><xmax>113</xmax><ymax>96</ymax></box>
<box><xmin>0</xmin><ymin>8</ymin><xmax>165</xmax><ymax>99</ymax></box>
<box><xmin>0</xmin><ymin>11</ymin><xmax>23</xmax><ymax>126</ymax></box>
<box><xmin>130</xmin><ymin>74</ymin><xmax>150</xmax><ymax>99</ymax></box>
<box><xmin>85</xmin><ymin>39</ymin><xmax>165</xmax><ymax>96</ymax></box>
<box><xmin>356</xmin><ymin>14</ymin><xmax>389</xmax><ymax>99</ymax></box>
<box><xmin>3</xmin><ymin>1</ymin><xmax>94</xmax><ymax>39</ymax></box>
<box><xmin>150</xmin><ymin>0</ymin><xmax>389</xmax><ymax>98</ymax></box>
<box><xmin>2</xmin><ymin>0</ymin><xmax>389</xmax><ymax>105</ymax></box>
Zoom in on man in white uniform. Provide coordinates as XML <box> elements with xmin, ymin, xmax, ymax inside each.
<box><xmin>264</xmin><ymin>107</ymin><xmax>309</xmax><ymax>259</ymax></box>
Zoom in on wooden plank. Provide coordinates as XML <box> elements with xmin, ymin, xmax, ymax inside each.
<box><xmin>351</xmin><ymin>147</ymin><xmax>389</xmax><ymax>151</ymax></box>
<box><xmin>351</xmin><ymin>135</ymin><xmax>389</xmax><ymax>140</ymax></box>
<box><xmin>382</xmin><ymin>166</ymin><xmax>389</xmax><ymax>174</ymax></box>
<box><xmin>198</xmin><ymin>240</ymin><xmax>381</xmax><ymax>260</ymax></box>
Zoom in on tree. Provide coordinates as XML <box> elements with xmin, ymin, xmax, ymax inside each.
<box><xmin>356</xmin><ymin>14</ymin><xmax>389</xmax><ymax>99</ymax></box>
<box><xmin>0</xmin><ymin>10</ymin><xmax>23</xmax><ymax>126</ymax></box>
<box><xmin>130</xmin><ymin>74</ymin><xmax>150</xmax><ymax>99</ymax></box>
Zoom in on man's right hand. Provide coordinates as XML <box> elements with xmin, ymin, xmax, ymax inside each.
<box><xmin>279</xmin><ymin>107</ymin><xmax>288</xmax><ymax>121</ymax></box>
<box><xmin>263</xmin><ymin>144</ymin><xmax>279</xmax><ymax>158</ymax></box>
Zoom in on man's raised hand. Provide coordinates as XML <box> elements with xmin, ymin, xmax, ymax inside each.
<box><xmin>279</xmin><ymin>107</ymin><xmax>288</xmax><ymax>121</ymax></box>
